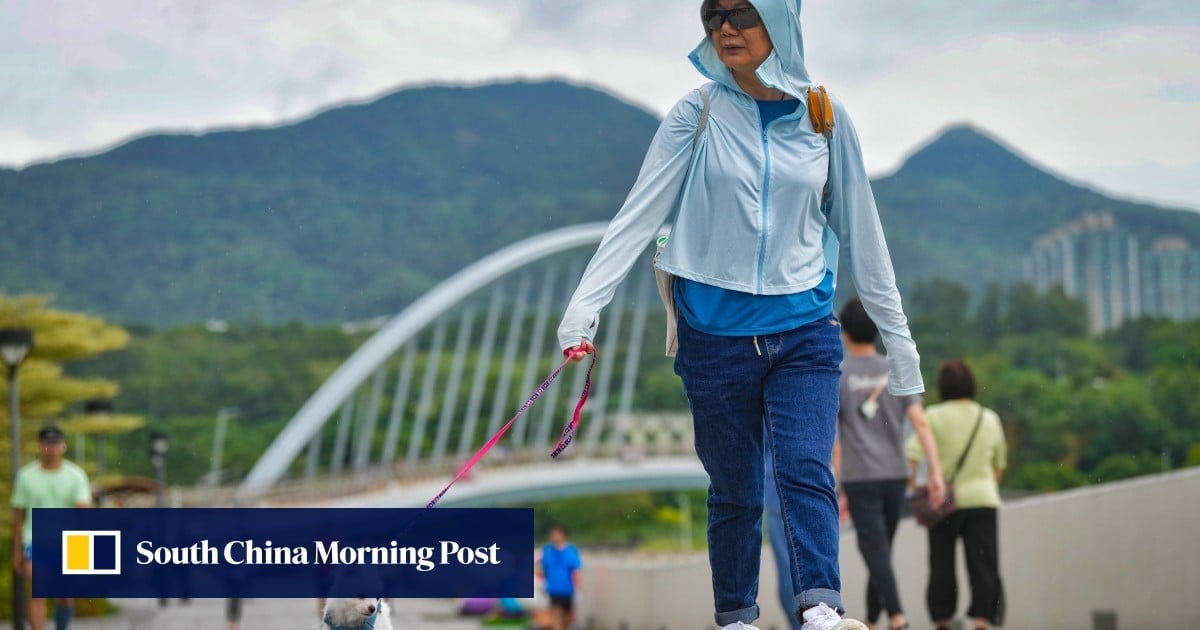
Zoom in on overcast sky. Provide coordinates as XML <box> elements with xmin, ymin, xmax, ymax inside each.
<box><xmin>3</xmin><ymin>0</ymin><xmax>1198</xmax><ymax>211</ymax></box>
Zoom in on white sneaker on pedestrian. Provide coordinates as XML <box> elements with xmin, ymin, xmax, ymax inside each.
<box><xmin>720</xmin><ymin>623</ymin><xmax>760</xmax><ymax>630</ymax></box>
<box><xmin>801</xmin><ymin>603</ymin><xmax>867</xmax><ymax>630</ymax></box>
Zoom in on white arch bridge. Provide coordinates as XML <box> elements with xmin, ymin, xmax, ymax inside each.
<box><xmin>230</xmin><ymin>223</ymin><xmax>706</xmax><ymax>507</ymax></box>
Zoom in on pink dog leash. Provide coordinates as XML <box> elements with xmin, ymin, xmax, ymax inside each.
<box><xmin>426</xmin><ymin>349</ymin><xmax>596</xmax><ymax>508</ymax></box>
<box><xmin>549</xmin><ymin>351</ymin><xmax>595</xmax><ymax>459</ymax></box>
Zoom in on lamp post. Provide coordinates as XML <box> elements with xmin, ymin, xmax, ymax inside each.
<box><xmin>2</xmin><ymin>328</ymin><xmax>34</xmax><ymax>630</ymax></box>
<box><xmin>150</xmin><ymin>431</ymin><xmax>169</xmax><ymax>508</ymax></box>
<box><xmin>84</xmin><ymin>399</ymin><xmax>114</xmax><ymax>476</ymax></box>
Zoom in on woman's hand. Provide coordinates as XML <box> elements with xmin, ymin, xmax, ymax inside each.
<box><xmin>564</xmin><ymin>340</ymin><xmax>594</xmax><ymax>362</ymax></box>
<box><xmin>838</xmin><ymin>492</ymin><xmax>851</xmax><ymax>526</ymax></box>
<box><xmin>926</xmin><ymin>471</ymin><xmax>948</xmax><ymax>509</ymax></box>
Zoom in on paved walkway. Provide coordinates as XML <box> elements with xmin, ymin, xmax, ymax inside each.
<box><xmin>1</xmin><ymin>598</ymin><xmax>486</xmax><ymax>630</ymax></box>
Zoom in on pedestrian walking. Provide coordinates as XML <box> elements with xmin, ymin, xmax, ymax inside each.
<box><xmin>832</xmin><ymin>298</ymin><xmax>945</xmax><ymax>630</ymax></box>
<box><xmin>906</xmin><ymin>360</ymin><xmax>1006</xmax><ymax>629</ymax></box>
<box><xmin>539</xmin><ymin>525</ymin><xmax>581</xmax><ymax>630</ymax></box>
<box><xmin>11</xmin><ymin>425</ymin><xmax>93</xmax><ymax>630</ymax></box>
<box><xmin>558</xmin><ymin>2</ymin><xmax>924</xmax><ymax>627</ymax></box>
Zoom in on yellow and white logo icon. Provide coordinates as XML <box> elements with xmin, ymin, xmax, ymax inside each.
<box><xmin>62</xmin><ymin>531</ymin><xmax>121</xmax><ymax>575</ymax></box>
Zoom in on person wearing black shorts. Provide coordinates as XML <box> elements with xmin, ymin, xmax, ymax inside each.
<box><xmin>549</xmin><ymin>594</ymin><xmax>573</xmax><ymax>614</ymax></box>
<box><xmin>540</xmin><ymin>525</ymin><xmax>581</xmax><ymax>630</ymax></box>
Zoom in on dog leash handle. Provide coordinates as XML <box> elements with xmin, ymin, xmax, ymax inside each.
<box><xmin>426</xmin><ymin>351</ymin><xmax>596</xmax><ymax>508</ymax></box>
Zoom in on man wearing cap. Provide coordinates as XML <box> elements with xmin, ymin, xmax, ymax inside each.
<box><xmin>11</xmin><ymin>424</ymin><xmax>93</xmax><ymax>630</ymax></box>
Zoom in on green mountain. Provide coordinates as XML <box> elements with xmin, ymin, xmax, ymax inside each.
<box><xmin>2</xmin><ymin>80</ymin><xmax>1196</xmax><ymax>326</ymax></box>
<box><xmin>0</xmin><ymin>81</ymin><xmax>659</xmax><ymax>325</ymax></box>
<box><xmin>872</xmin><ymin>124</ymin><xmax>1200</xmax><ymax>290</ymax></box>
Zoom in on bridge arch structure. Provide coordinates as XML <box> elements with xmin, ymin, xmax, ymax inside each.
<box><xmin>237</xmin><ymin>223</ymin><xmax>690</xmax><ymax>503</ymax></box>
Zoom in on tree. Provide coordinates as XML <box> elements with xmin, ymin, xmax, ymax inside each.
<box><xmin>1145</xmin><ymin>366</ymin><xmax>1200</xmax><ymax>462</ymax></box>
<box><xmin>1070</xmin><ymin>377</ymin><xmax>1168</xmax><ymax>472</ymax></box>
<box><xmin>973</xmin><ymin>283</ymin><xmax>1004</xmax><ymax>343</ymax></box>
<box><xmin>1089</xmin><ymin>452</ymin><xmax>1163</xmax><ymax>484</ymax></box>
<box><xmin>908</xmin><ymin>278</ymin><xmax>974</xmax><ymax>361</ymax></box>
<box><xmin>1006</xmin><ymin>461</ymin><xmax>1087</xmax><ymax>492</ymax></box>
<box><xmin>1</xmin><ymin>294</ymin><xmax>131</xmax><ymax>543</ymax></box>
<box><xmin>1001</xmin><ymin>283</ymin><xmax>1088</xmax><ymax>337</ymax></box>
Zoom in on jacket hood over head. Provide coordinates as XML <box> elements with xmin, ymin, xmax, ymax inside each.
<box><xmin>689</xmin><ymin>0</ymin><xmax>811</xmax><ymax>97</ymax></box>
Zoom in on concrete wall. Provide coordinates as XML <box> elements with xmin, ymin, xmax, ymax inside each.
<box><xmin>576</xmin><ymin>468</ymin><xmax>1200</xmax><ymax>629</ymax></box>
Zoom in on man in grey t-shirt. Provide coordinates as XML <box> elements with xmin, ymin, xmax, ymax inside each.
<box><xmin>832</xmin><ymin>299</ymin><xmax>945</xmax><ymax>630</ymax></box>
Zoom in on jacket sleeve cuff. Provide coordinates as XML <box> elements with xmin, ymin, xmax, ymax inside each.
<box><xmin>884</xmin><ymin>348</ymin><xmax>925</xmax><ymax>395</ymax></box>
<box><xmin>557</xmin><ymin>314</ymin><xmax>598</xmax><ymax>352</ymax></box>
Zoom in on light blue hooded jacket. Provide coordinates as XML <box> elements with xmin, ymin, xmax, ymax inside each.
<box><xmin>557</xmin><ymin>0</ymin><xmax>923</xmax><ymax>395</ymax></box>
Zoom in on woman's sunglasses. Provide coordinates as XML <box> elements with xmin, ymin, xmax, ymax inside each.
<box><xmin>702</xmin><ymin>7</ymin><xmax>763</xmax><ymax>31</ymax></box>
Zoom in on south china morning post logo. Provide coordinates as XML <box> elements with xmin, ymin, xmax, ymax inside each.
<box><xmin>61</xmin><ymin>531</ymin><xmax>121</xmax><ymax>575</ymax></box>
<box><xmin>133</xmin><ymin>537</ymin><xmax>500</xmax><ymax>571</ymax></box>
<box><xmin>37</xmin><ymin>508</ymin><xmax>532</xmax><ymax>598</ymax></box>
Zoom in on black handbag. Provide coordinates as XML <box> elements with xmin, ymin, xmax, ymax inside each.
<box><xmin>909</xmin><ymin>404</ymin><xmax>984</xmax><ymax>528</ymax></box>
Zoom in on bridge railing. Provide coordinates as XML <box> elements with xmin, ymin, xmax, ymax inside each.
<box><xmin>186</xmin><ymin>411</ymin><xmax>695</xmax><ymax>506</ymax></box>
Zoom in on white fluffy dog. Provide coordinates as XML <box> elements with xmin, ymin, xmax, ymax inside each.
<box><xmin>322</xmin><ymin>597</ymin><xmax>392</xmax><ymax>630</ymax></box>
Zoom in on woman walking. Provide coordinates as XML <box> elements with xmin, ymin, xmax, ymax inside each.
<box><xmin>558</xmin><ymin>1</ymin><xmax>923</xmax><ymax>628</ymax></box>
<box><xmin>906</xmin><ymin>360</ymin><xmax>1007</xmax><ymax>629</ymax></box>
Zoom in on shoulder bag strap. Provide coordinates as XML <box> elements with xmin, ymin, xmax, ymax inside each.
<box><xmin>947</xmin><ymin>404</ymin><xmax>986</xmax><ymax>484</ymax></box>
<box><xmin>694</xmin><ymin>85</ymin><xmax>710</xmax><ymax>144</ymax></box>
<box><xmin>653</xmin><ymin>85</ymin><xmax>710</xmax><ymax>357</ymax></box>
<box><xmin>659</xmin><ymin>85</ymin><xmax>709</xmax><ymax>247</ymax></box>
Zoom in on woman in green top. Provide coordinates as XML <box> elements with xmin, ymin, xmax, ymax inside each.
<box><xmin>905</xmin><ymin>360</ymin><xmax>1006</xmax><ymax>630</ymax></box>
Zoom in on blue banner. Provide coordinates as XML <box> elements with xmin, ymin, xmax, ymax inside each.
<box><xmin>33</xmin><ymin>508</ymin><xmax>533</xmax><ymax>598</ymax></box>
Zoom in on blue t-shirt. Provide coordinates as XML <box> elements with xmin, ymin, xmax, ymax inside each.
<box><xmin>540</xmin><ymin>543</ymin><xmax>581</xmax><ymax>596</ymax></box>
<box><xmin>675</xmin><ymin>97</ymin><xmax>833</xmax><ymax>336</ymax></box>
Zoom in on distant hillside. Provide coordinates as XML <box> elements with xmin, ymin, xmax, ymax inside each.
<box><xmin>2</xmin><ymin>81</ymin><xmax>1197</xmax><ymax>326</ymax></box>
<box><xmin>0</xmin><ymin>81</ymin><xmax>660</xmax><ymax>325</ymax></box>
<box><xmin>870</xmin><ymin>124</ymin><xmax>1200</xmax><ymax>291</ymax></box>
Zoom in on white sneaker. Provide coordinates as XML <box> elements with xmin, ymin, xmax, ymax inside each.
<box><xmin>720</xmin><ymin>623</ymin><xmax>760</xmax><ymax>630</ymax></box>
<box><xmin>801</xmin><ymin>603</ymin><xmax>867</xmax><ymax>630</ymax></box>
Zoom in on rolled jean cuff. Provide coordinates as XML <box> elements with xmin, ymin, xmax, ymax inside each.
<box><xmin>715</xmin><ymin>604</ymin><xmax>760</xmax><ymax>627</ymax></box>
<box><xmin>795</xmin><ymin>589</ymin><xmax>844</xmax><ymax>616</ymax></box>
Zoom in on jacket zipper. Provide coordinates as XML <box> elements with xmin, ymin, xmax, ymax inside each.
<box><xmin>750</xmin><ymin>104</ymin><xmax>768</xmax><ymax>367</ymax></box>
<box><xmin>757</xmin><ymin>119</ymin><xmax>772</xmax><ymax>294</ymax></box>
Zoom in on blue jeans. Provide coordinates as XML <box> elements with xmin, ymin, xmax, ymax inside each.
<box><xmin>675</xmin><ymin>316</ymin><xmax>844</xmax><ymax>626</ymax></box>
<box><xmin>765</xmin><ymin>445</ymin><xmax>803</xmax><ymax>630</ymax></box>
